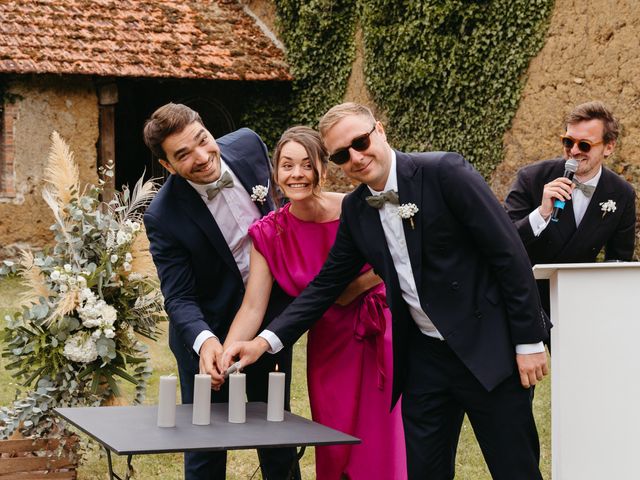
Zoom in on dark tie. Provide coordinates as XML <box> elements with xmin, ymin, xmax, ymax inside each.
<box><xmin>573</xmin><ymin>179</ymin><xmax>596</xmax><ymax>198</ymax></box>
<box><xmin>206</xmin><ymin>171</ymin><xmax>234</xmax><ymax>200</ymax></box>
<box><xmin>366</xmin><ymin>190</ymin><xmax>400</xmax><ymax>209</ymax></box>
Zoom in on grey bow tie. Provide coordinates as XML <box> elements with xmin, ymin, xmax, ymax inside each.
<box><xmin>573</xmin><ymin>179</ymin><xmax>596</xmax><ymax>198</ymax></box>
<box><xmin>366</xmin><ymin>190</ymin><xmax>400</xmax><ymax>209</ymax></box>
<box><xmin>206</xmin><ymin>171</ymin><xmax>234</xmax><ymax>200</ymax></box>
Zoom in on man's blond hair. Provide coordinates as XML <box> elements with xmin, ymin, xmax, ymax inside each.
<box><xmin>318</xmin><ymin>102</ymin><xmax>376</xmax><ymax>138</ymax></box>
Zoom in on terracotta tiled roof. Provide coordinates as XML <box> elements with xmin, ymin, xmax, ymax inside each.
<box><xmin>0</xmin><ymin>0</ymin><xmax>290</xmax><ymax>81</ymax></box>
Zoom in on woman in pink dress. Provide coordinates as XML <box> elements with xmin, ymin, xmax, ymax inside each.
<box><xmin>223</xmin><ymin>126</ymin><xmax>406</xmax><ymax>479</ymax></box>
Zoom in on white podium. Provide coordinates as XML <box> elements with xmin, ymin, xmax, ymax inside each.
<box><xmin>533</xmin><ymin>262</ymin><xmax>640</xmax><ymax>480</ymax></box>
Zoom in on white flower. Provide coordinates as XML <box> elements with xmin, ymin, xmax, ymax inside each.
<box><xmin>77</xmin><ymin>276</ymin><xmax>87</xmax><ymax>288</ymax></box>
<box><xmin>124</xmin><ymin>252</ymin><xmax>132</xmax><ymax>262</ymax></box>
<box><xmin>110</xmin><ymin>254</ymin><xmax>119</xmax><ymax>263</ymax></box>
<box><xmin>599</xmin><ymin>199</ymin><xmax>617</xmax><ymax>218</ymax></box>
<box><xmin>103</xmin><ymin>328</ymin><xmax>116</xmax><ymax>339</ymax></box>
<box><xmin>64</xmin><ymin>264</ymin><xmax>72</xmax><ymax>273</ymax></box>
<box><xmin>63</xmin><ymin>332</ymin><xmax>98</xmax><ymax>363</ymax></box>
<box><xmin>250</xmin><ymin>185</ymin><xmax>269</xmax><ymax>204</ymax></box>
<box><xmin>59</xmin><ymin>284</ymin><xmax>68</xmax><ymax>293</ymax></box>
<box><xmin>116</xmin><ymin>230</ymin><xmax>128</xmax><ymax>245</ymax></box>
<box><xmin>50</xmin><ymin>270</ymin><xmax>61</xmax><ymax>281</ymax></box>
<box><xmin>123</xmin><ymin>262</ymin><xmax>132</xmax><ymax>272</ymax></box>
<box><xmin>397</xmin><ymin>203</ymin><xmax>419</xmax><ymax>229</ymax></box>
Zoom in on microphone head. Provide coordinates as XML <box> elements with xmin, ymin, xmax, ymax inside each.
<box><xmin>564</xmin><ymin>158</ymin><xmax>578</xmax><ymax>173</ymax></box>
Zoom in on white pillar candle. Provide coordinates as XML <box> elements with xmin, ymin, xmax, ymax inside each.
<box><xmin>267</xmin><ymin>369</ymin><xmax>285</xmax><ymax>422</ymax></box>
<box><xmin>157</xmin><ymin>375</ymin><xmax>177</xmax><ymax>427</ymax></box>
<box><xmin>228</xmin><ymin>372</ymin><xmax>246</xmax><ymax>423</ymax></box>
<box><xmin>192</xmin><ymin>374</ymin><xmax>211</xmax><ymax>425</ymax></box>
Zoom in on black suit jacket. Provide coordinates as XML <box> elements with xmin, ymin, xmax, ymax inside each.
<box><xmin>504</xmin><ymin>158</ymin><xmax>636</xmax><ymax>264</ymax></box>
<box><xmin>266</xmin><ymin>151</ymin><xmax>549</xmax><ymax>406</ymax></box>
<box><xmin>144</xmin><ymin>128</ymin><xmax>291</xmax><ymax>366</ymax></box>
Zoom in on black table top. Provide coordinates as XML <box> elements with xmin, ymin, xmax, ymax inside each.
<box><xmin>55</xmin><ymin>402</ymin><xmax>360</xmax><ymax>455</ymax></box>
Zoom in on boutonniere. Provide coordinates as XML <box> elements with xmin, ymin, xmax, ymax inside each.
<box><xmin>397</xmin><ymin>203</ymin><xmax>419</xmax><ymax>229</ymax></box>
<box><xmin>599</xmin><ymin>199</ymin><xmax>616</xmax><ymax>218</ymax></box>
<box><xmin>250</xmin><ymin>184</ymin><xmax>269</xmax><ymax>204</ymax></box>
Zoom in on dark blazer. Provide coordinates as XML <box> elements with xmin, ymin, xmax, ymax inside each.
<box><xmin>144</xmin><ymin>128</ymin><xmax>291</xmax><ymax>371</ymax></box>
<box><xmin>266</xmin><ymin>151</ymin><xmax>549</xmax><ymax>406</ymax></box>
<box><xmin>504</xmin><ymin>158</ymin><xmax>636</xmax><ymax>264</ymax></box>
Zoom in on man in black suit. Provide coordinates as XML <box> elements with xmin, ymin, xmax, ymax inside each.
<box><xmin>505</xmin><ymin>101</ymin><xmax>636</xmax><ymax>313</ymax></box>
<box><xmin>224</xmin><ymin>103</ymin><xmax>550</xmax><ymax>479</ymax></box>
<box><xmin>142</xmin><ymin>103</ymin><xmax>299</xmax><ymax>480</ymax></box>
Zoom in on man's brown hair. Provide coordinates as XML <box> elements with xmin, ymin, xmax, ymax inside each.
<box><xmin>566</xmin><ymin>101</ymin><xmax>620</xmax><ymax>144</ymax></box>
<box><xmin>143</xmin><ymin>103</ymin><xmax>203</xmax><ymax>160</ymax></box>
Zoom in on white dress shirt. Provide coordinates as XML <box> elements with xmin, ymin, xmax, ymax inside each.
<box><xmin>188</xmin><ymin>160</ymin><xmax>262</xmax><ymax>354</ymax></box>
<box><xmin>264</xmin><ymin>150</ymin><xmax>542</xmax><ymax>354</ymax></box>
<box><xmin>529</xmin><ymin>167</ymin><xmax>602</xmax><ymax>236</ymax></box>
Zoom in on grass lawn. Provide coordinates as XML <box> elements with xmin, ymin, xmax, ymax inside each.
<box><xmin>0</xmin><ymin>275</ymin><xmax>550</xmax><ymax>479</ymax></box>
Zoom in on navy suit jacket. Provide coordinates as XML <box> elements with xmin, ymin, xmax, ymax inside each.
<box><xmin>266</xmin><ymin>151</ymin><xmax>549</xmax><ymax>406</ymax></box>
<box><xmin>504</xmin><ymin>158</ymin><xmax>636</xmax><ymax>264</ymax></box>
<box><xmin>144</xmin><ymin>128</ymin><xmax>290</xmax><ymax>363</ymax></box>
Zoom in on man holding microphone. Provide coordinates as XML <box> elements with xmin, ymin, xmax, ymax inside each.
<box><xmin>504</xmin><ymin>101</ymin><xmax>636</xmax><ymax>314</ymax></box>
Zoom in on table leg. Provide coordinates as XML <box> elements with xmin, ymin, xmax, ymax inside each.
<box><xmin>285</xmin><ymin>446</ymin><xmax>306</xmax><ymax>480</ymax></box>
<box><xmin>104</xmin><ymin>447</ymin><xmax>134</xmax><ymax>480</ymax></box>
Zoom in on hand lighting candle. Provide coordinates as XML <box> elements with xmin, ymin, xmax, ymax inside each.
<box><xmin>267</xmin><ymin>364</ymin><xmax>285</xmax><ymax>422</ymax></box>
<box><xmin>157</xmin><ymin>374</ymin><xmax>177</xmax><ymax>427</ymax></box>
<box><xmin>228</xmin><ymin>372</ymin><xmax>246</xmax><ymax>423</ymax></box>
<box><xmin>192</xmin><ymin>374</ymin><xmax>211</xmax><ymax>425</ymax></box>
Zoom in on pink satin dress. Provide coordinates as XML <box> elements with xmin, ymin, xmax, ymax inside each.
<box><xmin>249</xmin><ymin>203</ymin><xmax>406</xmax><ymax>480</ymax></box>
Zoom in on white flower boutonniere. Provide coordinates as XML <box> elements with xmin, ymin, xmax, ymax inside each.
<box><xmin>251</xmin><ymin>184</ymin><xmax>269</xmax><ymax>204</ymax></box>
<box><xmin>398</xmin><ymin>203</ymin><xmax>419</xmax><ymax>229</ymax></box>
<box><xmin>599</xmin><ymin>199</ymin><xmax>617</xmax><ymax>218</ymax></box>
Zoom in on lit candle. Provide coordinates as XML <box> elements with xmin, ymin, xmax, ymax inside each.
<box><xmin>267</xmin><ymin>365</ymin><xmax>285</xmax><ymax>422</ymax></box>
<box><xmin>157</xmin><ymin>375</ymin><xmax>177</xmax><ymax>427</ymax></box>
<box><xmin>228</xmin><ymin>372</ymin><xmax>246</xmax><ymax>423</ymax></box>
<box><xmin>192</xmin><ymin>374</ymin><xmax>211</xmax><ymax>425</ymax></box>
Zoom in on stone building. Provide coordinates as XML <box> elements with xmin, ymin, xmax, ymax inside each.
<box><xmin>0</xmin><ymin>0</ymin><xmax>290</xmax><ymax>257</ymax></box>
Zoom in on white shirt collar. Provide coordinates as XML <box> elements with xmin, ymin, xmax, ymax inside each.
<box><xmin>580</xmin><ymin>166</ymin><xmax>602</xmax><ymax>186</ymax></box>
<box><xmin>367</xmin><ymin>149</ymin><xmax>397</xmax><ymax>195</ymax></box>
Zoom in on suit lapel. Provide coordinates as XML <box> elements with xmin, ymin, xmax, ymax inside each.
<box><xmin>396</xmin><ymin>152</ymin><xmax>424</xmax><ymax>293</ymax></box>
<box><xmin>555</xmin><ymin>167</ymin><xmax>615</xmax><ymax>259</ymax></box>
<box><xmin>173</xmin><ymin>176</ymin><xmax>241</xmax><ymax>279</ymax></box>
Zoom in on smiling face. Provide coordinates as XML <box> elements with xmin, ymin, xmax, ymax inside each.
<box><xmin>275</xmin><ymin>140</ymin><xmax>322</xmax><ymax>201</ymax></box>
<box><xmin>158</xmin><ymin>121</ymin><xmax>222</xmax><ymax>185</ymax></box>
<box><xmin>322</xmin><ymin>114</ymin><xmax>392</xmax><ymax>191</ymax></box>
<box><xmin>564</xmin><ymin>119</ymin><xmax>615</xmax><ymax>182</ymax></box>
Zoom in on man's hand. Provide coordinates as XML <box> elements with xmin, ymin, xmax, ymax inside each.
<box><xmin>199</xmin><ymin>337</ymin><xmax>225</xmax><ymax>390</ymax></box>
<box><xmin>539</xmin><ymin>177</ymin><xmax>574</xmax><ymax>219</ymax></box>
<box><xmin>516</xmin><ymin>352</ymin><xmax>549</xmax><ymax>388</ymax></box>
<box><xmin>221</xmin><ymin>337</ymin><xmax>270</xmax><ymax>372</ymax></box>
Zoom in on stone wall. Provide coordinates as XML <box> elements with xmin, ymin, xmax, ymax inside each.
<box><xmin>0</xmin><ymin>76</ymin><xmax>98</xmax><ymax>257</ymax></box>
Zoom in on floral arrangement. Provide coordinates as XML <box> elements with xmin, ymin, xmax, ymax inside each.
<box><xmin>0</xmin><ymin>132</ymin><xmax>165</xmax><ymax>439</ymax></box>
<box><xmin>251</xmin><ymin>184</ymin><xmax>269</xmax><ymax>204</ymax></box>
<box><xmin>398</xmin><ymin>203</ymin><xmax>419</xmax><ymax>229</ymax></box>
<box><xmin>599</xmin><ymin>199</ymin><xmax>617</xmax><ymax>218</ymax></box>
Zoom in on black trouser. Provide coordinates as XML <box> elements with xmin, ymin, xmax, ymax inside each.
<box><xmin>402</xmin><ymin>332</ymin><xmax>542</xmax><ymax>480</ymax></box>
<box><xmin>175</xmin><ymin>344</ymin><xmax>301</xmax><ymax>480</ymax></box>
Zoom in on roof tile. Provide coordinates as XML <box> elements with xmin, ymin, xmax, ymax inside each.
<box><xmin>0</xmin><ymin>0</ymin><xmax>290</xmax><ymax>80</ymax></box>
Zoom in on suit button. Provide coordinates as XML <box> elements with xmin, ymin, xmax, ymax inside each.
<box><xmin>450</xmin><ymin>282</ymin><xmax>459</xmax><ymax>291</ymax></box>
<box><xmin>475</xmin><ymin>310</ymin><xmax>483</xmax><ymax>319</ymax></box>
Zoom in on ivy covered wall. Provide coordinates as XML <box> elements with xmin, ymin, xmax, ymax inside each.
<box><xmin>256</xmin><ymin>0</ymin><xmax>554</xmax><ymax>177</ymax></box>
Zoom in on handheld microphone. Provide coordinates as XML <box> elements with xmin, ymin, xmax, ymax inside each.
<box><xmin>550</xmin><ymin>158</ymin><xmax>578</xmax><ymax>222</ymax></box>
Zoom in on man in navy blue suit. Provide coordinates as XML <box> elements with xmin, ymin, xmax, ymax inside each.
<box><xmin>224</xmin><ymin>103</ymin><xmax>551</xmax><ymax>479</ymax></box>
<box><xmin>143</xmin><ymin>103</ymin><xmax>299</xmax><ymax>480</ymax></box>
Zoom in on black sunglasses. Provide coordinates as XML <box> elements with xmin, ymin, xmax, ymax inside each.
<box><xmin>560</xmin><ymin>135</ymin><xmax>603</xmax><ymax>153</ymax></box>
<box><xmin>329</xmin><ymin>125</ymin><xmax>377</xmax><ymax>165</ymax></box>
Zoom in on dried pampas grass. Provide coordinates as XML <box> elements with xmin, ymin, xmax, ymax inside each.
<box><xmin>43</xmin><ymin>131</ymin><xmax>80</xmax><ymax>211</ymax></box>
